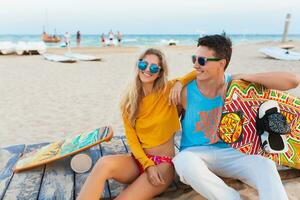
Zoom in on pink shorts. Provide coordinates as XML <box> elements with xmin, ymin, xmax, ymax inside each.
<box><xmin>132</xmin><ymin>154</ymin><xmax>173</xmax><ymax>174</ymax></box>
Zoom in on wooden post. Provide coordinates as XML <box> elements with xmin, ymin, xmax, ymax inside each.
<box><xmin>282</xmin><ymin>13</ymin><xmax>291</xmax><ymax>43</ymax></box>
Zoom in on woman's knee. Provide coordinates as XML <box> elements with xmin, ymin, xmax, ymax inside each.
<box><xmin>93</xmin><ymin>156</ymin><xmax>117</xmax><ymax>177</ymax></box>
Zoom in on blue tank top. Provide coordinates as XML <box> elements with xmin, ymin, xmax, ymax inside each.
<box><xmin>180</xmin><ymin>74</ymin><xmax>232</xmax><ymax>150</ymax></box>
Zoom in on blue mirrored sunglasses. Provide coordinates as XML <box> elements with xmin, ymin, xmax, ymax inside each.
<box><xmin>192</xmin><ymin>55</ymin><xmax>222</xmax><ymax>66</ymax></box>
<box><xmin>138</xmin><ymin>60</ymin><xmax>161</xmax><ymax>74</ymax></box>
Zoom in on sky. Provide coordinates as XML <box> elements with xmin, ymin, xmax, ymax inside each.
<box><xmin>1</xmin><ymin>0</ymin><xmax>300</xmax><ymax>35</ymax></box>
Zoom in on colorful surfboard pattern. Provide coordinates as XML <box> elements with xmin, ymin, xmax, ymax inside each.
<box><xmin>218</xmin><ymin>80</ymin><xmax>300</xmax><ymax>169</ymax></box>
<box><xmin>14</xmin><ymin>126</ymin><xmax>113</xmax><ymax>172</ymax></box>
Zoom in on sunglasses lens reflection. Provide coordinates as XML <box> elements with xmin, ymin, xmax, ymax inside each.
<box><xmin>198</xmin><ymin>57</ymin><xmax>206</xmax><ymax>66</ymax></box>
<box><xmin>150</xmin><ymin>65</ymin><xmax>159</xmax><ymax>73</ymax></box>
<box><xmin>192</xmin><ymin>56</ymin><xmax>206</xmax><ymax>66</ymax></box>
<box><xmin>138</xmin><ymin>60</ymin><xmax>147</xmax><ymax>70</ymax></box>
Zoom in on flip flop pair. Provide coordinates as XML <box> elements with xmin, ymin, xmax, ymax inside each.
<box><xmin>257</xmin><ymin>100</ymin><xmax>290</xmax><ymax>154</ymax></box>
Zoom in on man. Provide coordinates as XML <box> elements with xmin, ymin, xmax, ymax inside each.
<box><xmin>76</xmin><ymin>30</ymin><xmax>81</xmax><ymax>47</ymax></box>
<box><xmin>117</xmin><ymin>31</ymin><xmax>122</xmax><ymax>46</ymax></box>
<box><xmin>108</xmin><ymin>30</ymin><xmax>114</xmax><ymax>46</ymax></box>
<box><xmin>64</xmin><ymin>31</ymin><xmax>71</xmax><ymax>52</ymax></box>
<box><xmin>172</xmin><ymin>35</ymin><xmax>299</xmax><ymax>200</ymax></box>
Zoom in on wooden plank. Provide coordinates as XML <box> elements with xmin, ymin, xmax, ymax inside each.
<box><xmin>38</xmin><ymin>154</ymin><xmax>74</xmax><ymax>200</ymax></box>
<box><xmin>100</xmin><ymin>136</ymin><xmax>128</xmax><ymax>198</ymax></box>
<box><xmin>2</xmin><ymin>143</ymin><xmax>48</xmax><ymax>200</ymax></box>
<box><xmin>74</xmin><ymin>145</ymin><xmax>110</xmax><ymax>200</ymax></box>
<box><xmin>279</xmin><ymin>169</ymin><xmax>300</xmax><ymax>180</ymax></box>
<box><xmin>0</xmin><ymin>144</ymin><xmax>25</xmax><ymax>199</ymax></box>
<box><xmin>120</xmin><ymin>136</ymin><xmax>130</xmax><ymax>153</ymax></box>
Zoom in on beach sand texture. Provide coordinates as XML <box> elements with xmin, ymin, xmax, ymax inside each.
<box><xmin>0</xmin><ymin>41</ymin><xmax>300</xmax><ymax>199</ymax></box>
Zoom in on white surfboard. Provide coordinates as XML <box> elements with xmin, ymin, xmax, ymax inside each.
<box><xmin>16</xmin><ymin>41</ymin><xmax>47</xmax><ymax>55</ymax></box>
<box><xmin>259</xmin><ymin>47</ymin><xmax>300</xmax><ymax>61</ymax></box>
<box><xmin>65</xmin><ymin>53</ymin><xmax>101</xmax><ymax>61</ymax></box>
<box><xmin>43</xmin><ymin>53</ymin><xmax>77</xmax><ymax>63</ymax></box>
<box><xmin>0</xmin><ymin>41</ymin><xmax>15</xmax><ymax>55</ymax></box>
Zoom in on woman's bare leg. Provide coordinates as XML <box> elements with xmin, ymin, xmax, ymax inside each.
<box><xmin>115</xmin><ymin>162</ymin><xmax>174</xmax><ymax>200</ymax></box>
<box><xmin>77</xmin><ymin>154</ymin><xmax>139</xmax><ymax>200</ymax></box>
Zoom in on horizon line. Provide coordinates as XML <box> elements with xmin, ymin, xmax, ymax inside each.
<box><xmin>1</xmin><ymin>33</ymin><xmax>300</xmax><ymax>36</ymax></box>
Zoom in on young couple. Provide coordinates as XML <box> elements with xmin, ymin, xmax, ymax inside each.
<box><xmin>77</xmin><ymin>35</ymin><xmax>299</xmax><ymax>200</ymax></box>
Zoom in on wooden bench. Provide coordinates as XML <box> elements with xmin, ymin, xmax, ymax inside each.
<box><xmin>1</xmin><ymin>135</ymin><xmax>300</xmax><ymax>200</ymax></box>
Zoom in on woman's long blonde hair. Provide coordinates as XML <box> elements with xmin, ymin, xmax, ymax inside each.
<box><xmin>120</xmin><ymin>48</ymin><xmax>169</xmax><ymax>126</ymax></box>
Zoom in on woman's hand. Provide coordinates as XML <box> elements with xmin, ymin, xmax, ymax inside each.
<box><xmin>169</xmin><ymin>81</ymin><xmax>183</xmax><ymax>105</ymax></box>
<box><xmin>145</xmin><ymin>165</ymin><xmax>165</xmax><ymax>186</ymax></box>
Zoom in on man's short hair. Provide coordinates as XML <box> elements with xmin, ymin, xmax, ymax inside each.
<box><xmin>197</xmin><ymin>35</ymin><xmax>232</xmax><ymax>70</ymax></box>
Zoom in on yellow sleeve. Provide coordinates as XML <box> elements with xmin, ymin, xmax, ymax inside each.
<box><xmin>122</xmin><ymin>115</ymin><xmax>155</xmax><ymax>170</ymax></box>
<box><xmin>169</xmin><ymin>70</ymin><xmax>197</xmax><ymax>86</ymax></box>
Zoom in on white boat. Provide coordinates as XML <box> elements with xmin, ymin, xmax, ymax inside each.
<box><xmin>16</xmin><ymin>42</ymin><xmax>28</xmax><ymax>55</ymax></box>
<box><xmin>161</xmin><ymin>39</ymin><xmax>179</xmax><ymax>46</ymax></box>
<box><xmin>259</xmin><ymin>47</ymin><xmax>300</xmax><ymax>61</ymax></box>
<box><xmin>0</xmin><ymin>41</ymin><xmax>16</xmax><ymax>55</ymax></box>
<box><xmin>28</xmin><ymin>42</ymin><xmax>47</xmax><ymax>54</ymax></box>
<box><xmin>16</xmin><ymin>41</ymin><xmax>47</xmax><ymax>55</ymax></box>
<box><xmin>168</xmin><ymin>39</ymin><xmax>178</xmax><ymax>46</ymax></box>
<box><xmin>43</xmin><ymin>53</ymin><xmax>77</xmax><ymax>63</ymax></box>
<box><xmin>65</xmin><ymin>53</ymin><xmax>101</xmax><ymax>61</ymax></box>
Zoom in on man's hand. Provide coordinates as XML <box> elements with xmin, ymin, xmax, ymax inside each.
<box><xmin>169</xmin><ymin>81</ymin><xmax>183</xmax><ymax>105</ymax></box>
<box><xmin>145</xmin><ymin>166</ymin><xmax>165</xmax><ymax>186</ymax></box>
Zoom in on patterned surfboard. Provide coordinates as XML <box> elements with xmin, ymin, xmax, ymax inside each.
<box><xmin>218</xmin><ymin>80</ymin><xmax>300</xmax><ymax>169</ymax></box>
<box><xmin>14</xmin><ymin>126</ymin><xmax>113</xmax><ymax>172</ymax></box>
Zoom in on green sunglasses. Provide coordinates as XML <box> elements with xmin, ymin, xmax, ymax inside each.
<box><xmin>192</xmin><ymin>55</ymin><xmax>222</xmax><ymax>66</ymax></box>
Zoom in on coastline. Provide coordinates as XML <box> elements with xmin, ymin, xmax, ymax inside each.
<box><xmin>1</xmin><ymin>41</ymin><xmax>300</xmax><ymax>147</ymax></box>
<box><xmin>0</xmin><ymin>41</ymin><xmax>300</xmax><ymax>147</ymax></box>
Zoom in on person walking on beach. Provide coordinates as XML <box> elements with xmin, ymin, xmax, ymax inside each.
<box><xmin>171</xmin><ymin>34</ymin><xmax>299</xmax><ymax>200</ymax></box>
<box><xmin>76</xmin><ymin>31</ymin><xmax>81</xmax><ymax>47</ymax></box>
<box><xmin>117</xmin><ymin>31</ymin><xmax>122</xmax><ymax>46</ymax></box>
<box><xmin>77</xmin><ymin>48</ymin><xmax>196</xmax><ymax>200</ymax></box>
<box><xmin>64</xmin><ymin>32</ymin><xmax>70</xmax><ymax>47</ymax></box>
<box><xmin>108</xmin><ymin>30</ymin><xmax>114</xmax><ymax>46</ymax></box>
<box><xmin>101</xmin><ymin>33</ymin><xmax>106</xmax><ymax>47</ymax></box>
<box><xmin>64</xmin><ymin>31</ymin><xmax>71</xmax><ymax>52</ymax></box>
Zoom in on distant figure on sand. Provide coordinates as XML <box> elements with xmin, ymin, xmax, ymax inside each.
<box><xmin>101</xmin><ymin>33</ymin><xmax>106</xmax><ymax>47</ymax></box>
<box><xmin>64</xmin><ymin>32</ymin><xmax>70</xmax><ymax>46</ymax></box>
<box><xmin>76</xmin><ymin>31</ymin><xmax>81</xmax><ymax>47</ymax></box>
<box><xmin>108</xmin><ymin>30</ymin><xmax>114</xmax><ymax>46</ymax></box>
<box><xmin>64</xmin><ymin>32</ymin><xmax>71</xmax><ymax>52</ymax></box>
<box><xmin>117</xmin><ymin>31</ymin><xmax>122</xmax><ymax>46</ymax></box>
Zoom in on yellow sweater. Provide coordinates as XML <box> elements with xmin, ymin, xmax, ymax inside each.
<box><xmin>122</xmin><ymin>71</ymin><xmax>196</xmax><ymax>170</ymax></box>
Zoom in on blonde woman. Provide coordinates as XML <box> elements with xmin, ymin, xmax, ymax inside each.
<box><xmin>77</xmin><ymin>48</ymin><xmax>195</xmax><ymax>200</ymax></box>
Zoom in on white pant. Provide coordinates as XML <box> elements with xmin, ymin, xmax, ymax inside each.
<box><xmin>173</xmin><ymin>146</ymin><xmax>288</xmax><ymax>200</ymax></box>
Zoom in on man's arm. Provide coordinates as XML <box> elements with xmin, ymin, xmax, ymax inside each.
<box><xmin>232</xmin><ymin>72</ymin><xmax>299</xmax><ymax>90</ymax></box>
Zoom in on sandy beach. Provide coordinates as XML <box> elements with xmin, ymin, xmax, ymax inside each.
<box><xmin>1</xmin><ymin>41</ymin><xmax>300</xmax><ymax>199</ymax></box>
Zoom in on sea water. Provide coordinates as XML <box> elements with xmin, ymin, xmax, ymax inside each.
<box><xmin>1</xmin><ymin>34</ymin><xmax>300</xmax><ymax>47</ymax></box>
